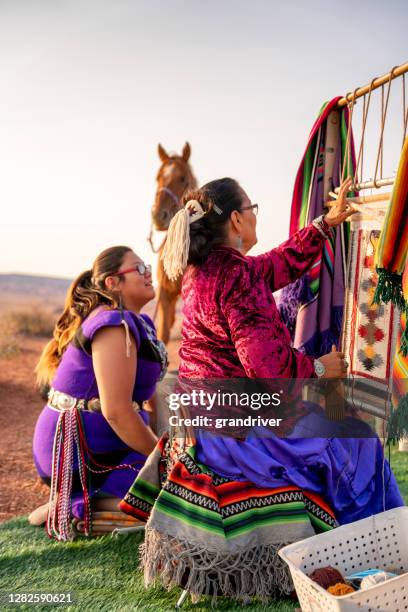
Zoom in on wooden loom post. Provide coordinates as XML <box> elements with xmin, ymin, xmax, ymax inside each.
<box><xmin>336</xmin><ymin>62</ymin><xmax>408</xmax><ymax>108</ymax></box>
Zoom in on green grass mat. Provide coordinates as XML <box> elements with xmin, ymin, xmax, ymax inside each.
<box><xmin>0</xmin><ymin>518</ymin><xmax>296</xmax><ymax>611</ymax></box>
<box><xmin>0</xmin><ymin>447</ymin><xmax>406</xmax><ymax>611</ymax></box>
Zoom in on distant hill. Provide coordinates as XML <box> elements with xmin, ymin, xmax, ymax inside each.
<box><xmin>0</xmin><ymin>273</ymin><xmax>159</xmax><ymax>319</ymax></box>
<box><xmin>0</xmin><ymin>273</ymin><xmax>72</xmax><ymax>296</ymax></box>
<box><xmin>0</xmin><ymin>274</ymin><xmax>72</xmax><ymax>313</ymax></box>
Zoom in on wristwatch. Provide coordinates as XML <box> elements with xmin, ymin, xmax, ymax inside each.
<box><xmin>313</xmin><ymin>359</ymin><xmax>326</xmax><ymax>378</ymax></box>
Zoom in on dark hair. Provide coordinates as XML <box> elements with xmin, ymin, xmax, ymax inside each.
<box><xmin>184</xmin><ymin>178</ymin><xmax>244</xmax><ymax>265</ymax></box>
<box><xmin>36</xmin><ymin>245</ymin><xmax>132</xmax><ymax>386</ymax></box>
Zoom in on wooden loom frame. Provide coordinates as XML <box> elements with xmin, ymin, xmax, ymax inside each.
<box><xmin>327</xmin><ymin>62</ymin><xmax>408</xmax><ymax>420</ymax></box>
<box><xmin>336</xmin><ymin>61</ymin><xmax>408</xmax><ymax>195</ymax></box>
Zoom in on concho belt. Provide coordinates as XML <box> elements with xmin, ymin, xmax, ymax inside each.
<box><xmin>47</xmin><ymin>387</ymin><xmax>141</xmax><ymax>413</ymax></box>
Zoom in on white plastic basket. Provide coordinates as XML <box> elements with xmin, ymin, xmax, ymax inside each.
<box><xmin>278</xmin><ymin>508</ymin><xmax>408</xmax><ymax>611</ymax></box>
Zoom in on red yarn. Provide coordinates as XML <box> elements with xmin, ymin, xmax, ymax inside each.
<box><xmin>308</xmin><ymin>566</ymin><xmax>345</xmax><ymax>590</ymax></box>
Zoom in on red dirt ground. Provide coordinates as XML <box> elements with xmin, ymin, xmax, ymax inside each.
<box><xmin>0</xmin><ymin>333</ymin><xmax>181</xmax><ymax>523</ymax></box>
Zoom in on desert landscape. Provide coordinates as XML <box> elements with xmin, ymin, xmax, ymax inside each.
<box><xmin>0</xmin><ymin>273</ymin><xmax>181</xmax><ymax>522</ymax></box>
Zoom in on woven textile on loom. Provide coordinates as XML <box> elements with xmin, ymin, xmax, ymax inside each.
<box><xmin>366</xmin><ymin>136</ymin><xmax>408</xmax><ymax>436</ymax></box>
<box><xmin>342</xmin><ymin>217</ymin><xmax>400</xmax><ymax>418</ymax></box>
<box><xmin>278</xmin><ymin>97</ymin><xmax>356</xmax><ymax>356</ymax></box>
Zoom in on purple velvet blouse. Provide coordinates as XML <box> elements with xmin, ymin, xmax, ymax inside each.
<box><xmin>178</xmin><ymin>226</ymin><xmax>405</xmax><ymax>524</ymax></box>
<box><xmin>179</xmin><ymin>223</ymin><xmax>326</xmax><ymax>378</ymax></box>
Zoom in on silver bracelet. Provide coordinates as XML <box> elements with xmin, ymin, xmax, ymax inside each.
<box><xmin>311</xmin><ymin>214</ymin><xmax>333</xmax><ymax>239</ymax></box>
<box><xmin>313</xmin><ymin>359</ymin><xmax>326</xmax><ymax>378</ymax></box>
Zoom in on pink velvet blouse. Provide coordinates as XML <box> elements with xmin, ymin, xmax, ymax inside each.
<box><xmin>179</xmin><ymin>224</ymin><xmax>326</xmax><ymax>379</ymax></box>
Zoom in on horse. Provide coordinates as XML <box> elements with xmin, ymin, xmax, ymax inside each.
<box><xmin>150</xmin><ymin>142</ymin><xmax>197</xmax><ymax>344</ymax></box>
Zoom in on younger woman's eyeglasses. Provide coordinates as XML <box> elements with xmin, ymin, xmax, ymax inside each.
<box><xmin>240</xmin><ymin>203</ymin><xmax>259</xmax><ymax>216</ymax></box>
<box><xmin>116</xmin><ymin>263</ymin><xmax>152</xmax><ymax>277</ymax></box>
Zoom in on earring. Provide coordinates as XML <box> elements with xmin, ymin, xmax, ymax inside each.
<box><xmin>118</xmin><ymin>293</ymin><xmax>124</xmax><ymax>314</ymax></box>
<box><xmin>236</xmin><ymin>235</ymin><xmax>243</xmax><ymax>250</ymax></box>
<box><xmin>117</xmin><ymin>294</ymin><xmax>132</xmax><ymax>358</ymax></box>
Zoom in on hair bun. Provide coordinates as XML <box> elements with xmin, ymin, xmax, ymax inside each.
<box><xmin>183</xmin><ymin>178</ymin><xmax>242</xmax><ymax>266</ymax></box>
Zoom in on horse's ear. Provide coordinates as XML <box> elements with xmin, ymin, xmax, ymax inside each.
<box><xmin>158</xmin><ymin>144</ymin><xmax>169</xmax><ymax>162</ymax></box>
<box><xmin>182</xmin><ymin>142</ymin><xmax>191</xmax><ymax>162</ymax></box>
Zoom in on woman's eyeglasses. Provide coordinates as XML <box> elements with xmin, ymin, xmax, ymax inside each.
<box><xmin>116</xmin><ymin>263</ymin><xmax>152</xmax><ymax>277</ymax></box>
<box><xmin>240</xmin><ymin>203</ymin><xmax>259</xmax><ymax>216</ymax></box>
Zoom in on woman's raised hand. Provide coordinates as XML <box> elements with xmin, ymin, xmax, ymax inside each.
<box><xmin>324</xmin><ymin>177</ymin><xmax>358</xmax><ymax>227</ymax></box>
<box><xmin>319</xmin><ymin>344</ymin><xmax>348</xmax><ymax>378</ymax></box>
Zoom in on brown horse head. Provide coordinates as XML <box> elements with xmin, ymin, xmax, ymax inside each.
<box><xmin>152</xmin><ymin>142</ymin><xmax>197</xmax><ymax>231</ymax></box>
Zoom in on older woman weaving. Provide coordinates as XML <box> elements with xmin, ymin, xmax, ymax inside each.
<box><xmin>121</xmin><ymin>178</ymin><xmax>403</xmax><ymax>600</ymax></box>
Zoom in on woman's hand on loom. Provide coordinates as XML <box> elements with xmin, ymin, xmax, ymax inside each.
<box><xmin>324</xmin><ymin>177</ymin><xmax>358</xmax><ymax>227</ymax></box>
<box><xmin>319</xmin><ymin>345</ymin><xmax>348</xmax><ymax>378</ymax></box>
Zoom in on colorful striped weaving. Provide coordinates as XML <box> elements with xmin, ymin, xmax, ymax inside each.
<box><xmin>290</xmin><ymin>99</ymin><xmax>341</xmax><ymax>235</ymax></box>
<box><xmin>374</xmin><ymin>137</ymin><xmax>408</xmax><ymax>355</ymax></box>
<box><xmin>403</xmin><ymin>265</ymin><xmax>408</xmax><ymax>355</ymax></box>
<box><xmin>120</xmin><ymin>436</ymin><xmax>336</xmax><ymax>600</ymax></box>
<box><xmin>279</xmin><ymin>97</ymin><xmax>356</xmax><ymax>356</ymax></box>
<box><xmin>388</xmin><ymin>262</ymin><xmax>408</xmax><ymax>439</ymax></box>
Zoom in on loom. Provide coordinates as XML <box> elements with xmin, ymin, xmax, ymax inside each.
<box><xmin>325</xmin><ymin>62</ymin><xmax>408</xmax><ymax>422</ymax></box>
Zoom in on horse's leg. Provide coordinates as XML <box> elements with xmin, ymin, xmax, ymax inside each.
<box><xmin>169</xmin><ymin>287</ymin><xmax>179</xmax><ymax>331</ymax></box>
<box><xmin>156</xmin><ymin>285</ymin><xmax>172</xmax><ymax>345</ymax></box>
<box><xmin>170</xmin><ymin>297</ymin><xmax>177</xmax><ymax>328</ymax></box>
<box><xmin>173</xmin><ymin>276</ymin><xmax>183</xmax><ymax>328</ymax></box>
<box><xmin>156</xmin><ymin>245</ymin><xmax>176</xmax><ymax>344</ymax></box>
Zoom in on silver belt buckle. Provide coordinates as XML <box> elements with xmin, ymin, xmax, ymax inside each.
<box><xmin>56</xmin><ymin>391</ymin><xmax>77</xmax><ymax>411</ymax></box>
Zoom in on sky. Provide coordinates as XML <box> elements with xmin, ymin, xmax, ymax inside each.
<box><xmin>1</xmin><ymin>0</ymin><xmax>407</xmax><ymax>281</ymax></box>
